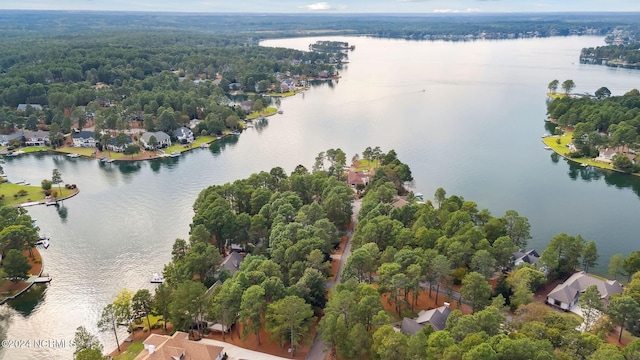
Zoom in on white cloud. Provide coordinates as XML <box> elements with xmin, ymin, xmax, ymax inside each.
<box><xmin>433</xmin><ymin>8</ymin><xmax>481</xmax><ymax>13</ymax></box>
<box><xmin>303</xmin><ymin>2</ymin><xmax>332</xmax><ymax>10</ymax></box>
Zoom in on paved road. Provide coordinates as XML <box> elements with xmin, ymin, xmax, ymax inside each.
<box><xmin>306</xmin><ymin>198</ymin><xmax>362</xmax><ymax>360</ymax></box>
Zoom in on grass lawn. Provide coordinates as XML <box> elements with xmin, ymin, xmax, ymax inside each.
<box><xmin>193</xmin><ymin>135</ymin><xmax>216</xmax><ymax>146</ymax></box>
<box><xmin>355</xmin><ymin>159</ymin><xmax>379</xmax><ymax>171</ymax></box>
<box><xmin>55</xmin><ymin>147</ymin><xmax>96</xmax><ymax>157</ymax></box>
<box><xmin>246</xmin><ymin>107</ymin><xmax>278</xmax><ymax>120</ymax></box>
<box><xmin>542</xmin><ymin>133</ymin><xmax>616</xmax><ymax>171</ymax></box>
<box><xmin>114</xmin><ymin>341</ymin><xmax>144</xmax><ymax>360</ymax></box>
<box><xmin>0</xmin><ymin>183</ymin><xmax>72</xmax><ymax>206</ymax></box>
<box><xmin>547</xmin><ymin>92</ymin><xmax>567</xmax><ymax>99</ymax></box>
<box><xmin>267</xmin><ymin>90</ymin><xmax>296</xmax><ymax>97</ymax></box>
<box><xmin>22</xmin><ymin>146</ymin><xmax>50</xmax><ymax>153</ymax></box>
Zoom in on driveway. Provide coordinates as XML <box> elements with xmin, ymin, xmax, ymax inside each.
<box><xmin>199</xmin><ymin>339</ymin><xmax>291</xmax><ymax>360</ymax></box>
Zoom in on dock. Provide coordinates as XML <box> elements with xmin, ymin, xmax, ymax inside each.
<box><xmin>26</xmin><ymin>275</ymin><xmax>52</xmax><ymax>283</ymax></box>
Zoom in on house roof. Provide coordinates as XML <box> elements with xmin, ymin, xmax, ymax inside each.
<box><xmin>547</xmin><ymin>271</ymin><xmax>623</xmax><ymax>305</ymax></box>
<box><xmin>0</xmin><ymin>133</ymin><xmax>24</xmax><ymax>142</ymax></box>
<box><xmin>399</xmin><ymin>304</ymin><xmax>451</xmax><ymax>334</ymax></box>
<box><xmin>513</xmin><ymin>249</ymin><xmax>540</xmax><ymax>265</ymax></box>
<box><xmin>72</xmin><ymin>131</ymin><xmax>95</xmax><ymax>140</ymax></box>
<box><xmin>135</xmin><ymin>331</ymin><xmax>224</xmax><ymax>360</ymax></box>
<box><xmin>173</xmin><ymin>127</ymin><xmax>193</xmax><ymax>138</ymax></box>
<box><xmin>22</xmin><ymin>130</ymin><xmax>49</xmax><ymax>138</ymax></box>
<box><xmin>392</xmin><ymin>198</ymin><xmax>409</xmax><ymax>208</ymax></box>
<box><xmin>204</xmin><ymin>280</ymin><xmax>222</xmax><ymax>299</ymax></box>
<box><xmin>347</xmin><ymin>170</ymin><xmax>369</xmax><ymax>186</ymax></box>
<box><xmin>109</xmin><ymin>135</ymin><xmax>133</xmax><ymax>146</ymax></box>
<box><xmin>220</xmin><ymin>252</ymin><xmax>244</xmax><ymax>276</ymax></box>
<box><xmin>17</xmin><ymin>104</ymin><xmax>43</xmax><ymax>111</ymax></box>
<box><xmin>414</xmin><ymin>304</ymin><xmax>451</xmax><ymax>331</ymax></box>
<box><xmin>400</xmin><ymin>317</ymin><xmax>425</xmax><ymax>335</ymax></box>
<box><xmin>141</xmin><ymin>131</ymin><xmax>170</xmax><ymax>143</ymax></box>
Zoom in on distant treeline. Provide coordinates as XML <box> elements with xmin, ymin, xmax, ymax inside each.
<box><xmin>1</xmin><ymin>11</ymin><xmax>638</xmax><ymax>40</ymax></box>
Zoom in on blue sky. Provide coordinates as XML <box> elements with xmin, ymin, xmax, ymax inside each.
<box><xmin>2</xmin><ymin>0</ymin><xmax>639</xmax><ymax>13</ymax></box>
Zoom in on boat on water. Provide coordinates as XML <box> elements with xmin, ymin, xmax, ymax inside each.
<box><xmin>544</xmin><ymin>146</ymin><xmax>552</xmax><ymax>150</ymax></box>
<box><xmin>230</xmin><ymin>131</ymin><xmax>241</xmax><ymax>136</ymax></box>
<box><xmin>106</xmin><ymin>158</ymin><xmax>115</xmax><ymax>163</ymax></box>
<box><xmin>169</xmin><ymin>151</ymin><xmax>180</xmax><ymax>158</ymax></box>
<box><xmin>200</xmin><ymin>143</ymin><xmax>210</xmax><ymax>148</ymax></box>
<box><xmin>581</xmin><ymin>163</ymin><xmax>590</xmax><ymax>167</ymax></box>
<box><xmin>150</xmin><ymin>273</ymin><xmax>165</xmax><ymax>284</ymax></box>
<box><xmin>36</xmin><ymin>235</ymin><xmax>50</xmax><ymax>249</ymax></box>
<box><xmin>98</xmin><ymin>156</ymin><xmax>108</xmax><ymax>163</ymax></box>
<box><xmin>277</xmin><ymin>110</ymin><xmax>283</xmax><ymax>114</ymax></box>
<box><xmin>14</xmin><ymin>180</ymin><xmax>30</xmax><ymax>185</ymax></box>
<box><xmin>67</xmin><ymin>153</ymin><xmax>81</xmax><ymax>158</ymax></box>
<box><xmin>542</xmin><ymin>134</ymin><xmax>551</xmax><ymax>138</ymax></box>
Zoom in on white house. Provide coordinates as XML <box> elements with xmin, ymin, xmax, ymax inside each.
<box><xmin>23</xmin><ymin>130</ymin><xmax>50</xmax><ymax>146</ymax></box>
<box><xmin>72</xmin><ymin>131</ymin><xmax>96</xmax><ymax>148</ymax></box>
<box><xmin>173</xmin><ymin>127</ymin><xmax>194</xmax><ymax>144</ymax></box>
<box><xmin>140</xmin><ymin>131</ymin><xmax>171</xmax><ymax>150</ymax></box>
<box><xmin>546</xmin><ymin>271</ymin><xmax>623</xmax><ymax>310</ymax></box>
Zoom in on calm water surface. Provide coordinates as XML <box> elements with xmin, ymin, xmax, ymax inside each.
<box><xmin>2</xmin><ymin>35</ymin><xmax>640</xmax><ymax>359</ymax></box>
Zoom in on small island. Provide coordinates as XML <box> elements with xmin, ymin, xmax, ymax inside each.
<box><xmin>544</xmin><ymin>80</ymin><xmax>640</xmax><ymax>175</ymax></box>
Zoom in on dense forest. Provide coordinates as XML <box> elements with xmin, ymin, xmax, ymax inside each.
<box><xmin>82</xmin><ymin>148</ymin><xmax>640</xmax><ymax>360</ymax></box>
<box><xmin>581</xmin><ymin>43</ymin><xmax>640</xmax><ymax>68</ymax></box>
<box><xmin>0</xmin><ymin>30</ymin><xmax>338</xmax><ymax>143</ymax></box>
<box><xmin>0</xmin><ymin>11</ymin><xmax>637</xmax><ymax>40</ymax></box>
<box><xmin>546</xmin><ymin>89</ymin><xmax>640</xmax><ymax>172</ymax></box>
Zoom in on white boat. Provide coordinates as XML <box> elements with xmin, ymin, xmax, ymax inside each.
<box><xmin>581</xmin><ymin>163</ymin><xmax>590</xmax><ymax>167</ymax></box>
<box><xmin>67</xmin><ymin>153</ymin><xmax>80</xmax><ymax>158</ymax></box>
<box><xmin>544</xmin><ymin>146</ymin><xmax>552</xmax><ymax>150</ymax></box>
<box><xmin>541</xmin><ymin>134</ymin><xmax>550</xmax><ymax>138</ymax></box>
<box><xmin>150</xmin><ymin>273</ymin><xmax>165</xmax><ymax>283</ymax></box>
<box><xmin>230</xmin><ymin>131</ymin><xmax>241</xmax><ymax>136</ymax></box>
<box><xmin>169</xmin><ymin>151</ymin><xmax>180</xmax><ymax>158</ymax></box>
<box><xmin>200</xmin><ymin>143</ymin><xmax>210</xmax><ymax>148</ymax></box>
<box><xmin>14</xmin><ymin>180</ymin><xmax>30</xmax><ymax>185</ymax></box>
<box><xmin>277</xmin><ymin>110</ymin><xmax>283</xmax><ymax>114</ymax></box>
<box><xmin>36</xmin><ymin>235</ymin><xmax>50</xmax><ymax>249</ymax></box>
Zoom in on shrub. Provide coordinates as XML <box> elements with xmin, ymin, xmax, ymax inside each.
<box><xmin>41</xmin><ymin>179</ymin><xmax>52</xmax><ymax>191</ymax></box>
<box><xmin>17</xmin><ymin>189</ymin><xmax>28</xmax><ymax>197</ymax></box>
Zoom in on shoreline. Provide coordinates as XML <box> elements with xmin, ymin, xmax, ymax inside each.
<box><xmin>541</xmin><ymin>134</ymin><xmax>638</xmax><ymax>176</ymax></box>
<box><xmin>0</xmin><ymin>247</ymin><xmax>45</xmax><ymax>305</ymax></box>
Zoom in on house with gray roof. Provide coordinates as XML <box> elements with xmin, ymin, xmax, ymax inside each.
<box><xmin>513</xmin><ymin>249</ymin><xmax>541</xmax><ymax>267</ymax></box>
<box><xmin>140</xmin><ymin>131</ymin><xmax>171</xmax><ymax>150</ymax></box>
<box><xmin>220</xmin><ymin>252</ymin><xmax>244</xmax><ymax>277</ymax></box>
<box><xmin>399</xmin><ymin>303</ymin><xmax>451</xmax><ymax>335</ymax></box>
<box><xmin>23</xmin><ymin>130</ymin><xmax>50</xmax><ymax>146</ymax></box>
<box><xmin>17</xmin><ymin>104</ymin><xmax>43</xmax><ymax>111</ymax></box>
<box><xmin>72</xmin><ymin>131</ymin><xmax>96</xmax><ymax>148</ymax></box>
<box><xmin>546</xmin><ymin>271</ymin><xmax>623</xmax><ymax>310</ymax></box>
<box><xmin>173</xmin><ymin>127</ymin><xmax>194</xmax><ymax>144</ymax></box>
<box><xmin>0</xmin><ymin>132</ymin><xmax>23</xmax><ymax>146</ymax></box>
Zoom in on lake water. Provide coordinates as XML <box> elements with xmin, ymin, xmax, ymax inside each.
<box><xmin>2</xmin><ymin>35</ymin><xmax>640</xmax><ymax>359</ymax></box>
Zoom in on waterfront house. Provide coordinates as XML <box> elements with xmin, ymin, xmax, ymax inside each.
<box><xmin>140</xmin><ymin>131</ymin><xmax>171</xmax><ymax>150</ymax></box>
<box><xmin>546</xmin><ymin>271</ymin><xmax>622</xmax><ymax>311</ymax></box>
<box><xmin>106</xmin><ymin>135</ymin><xmax>133</xmax><ymax>152</ymax></box>
<box><xmin>220</xmin><ymin>252</ymin><xmax>244</xmax><ymax>277</ymax></box>
<box><xmin>23</xmin><ymin>130</ymin><xmax>50</xmax><ymax>146</ymax></box>
<box><xmin>72</xmin><ymin>131</ymin><xmax>96</xmax><ymax>148</ymax></box>
<box><xmin>0</xmin><ymin>132</ymin><xmax>24</xmax><ymax>147</ymax></box>
<box><xmin>347</xmin><ymin>170</ymin><xmax>370</xmax><ymax>188</ymax></box>
<box><xmin>135</xmin><ymin>331</ymin><xmax>225</xmax><ymax>360</ymax></box>
<box><xmin>173</xmin><ymin>127</ymin><xmax>194</xmax><ymax>144</ymax></box>
<box><xmin>513</xmin><ymin>249</ymin><xmax>541</xmax><ymax>267</ymax></box>
<box><xmin>399</xmin><ymin>303</ymin><xmax>451</xmax><ymax>335</ymax></box>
